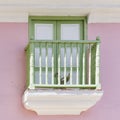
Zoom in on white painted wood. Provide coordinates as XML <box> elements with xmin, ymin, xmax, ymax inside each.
<box><xmin>23</xmin><ymin>89</ymin><xmax>103</xmax><ymax>115</ymax></box>
<box><xmin>0</xmin><ymin>12</ymin><xmax>28</xmax><ymax>22</ymax></box>
<box><xmin>88</xmin><ymin>11</ymin><xmax>120</xmax><ymax>23</ymax></box>
<box><xmin>1</xmin><ymin>0</ymin><xmax>120</xmax><ymax>5</ymax></box>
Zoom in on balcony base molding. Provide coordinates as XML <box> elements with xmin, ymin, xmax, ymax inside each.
<box><xmin>23</xmin><ymin>89</ymin><xmax>103</xmax><ymax>115</ymax></box>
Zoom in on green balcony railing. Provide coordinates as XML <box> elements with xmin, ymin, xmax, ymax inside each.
<box><xmin>25</xmin><ymin>37</ymin><xmax>101</xmax><ymax>89</ymax></box>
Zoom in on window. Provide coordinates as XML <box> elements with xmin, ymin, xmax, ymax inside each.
<box><xmin>26</xmin><ymin>16</ymin><xmax>101</xmax><ymax>89</ymax></box>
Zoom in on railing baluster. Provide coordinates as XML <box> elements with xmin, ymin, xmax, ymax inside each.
<box><xmin>95</xmin><ymin>37</ymin><xmax>101</xmax><ymax>89</ymax></box>
<box><xmin>45</xmin><ymin>43</ymin><xmax>48</xmax><ymax>85</ymax></box>
<box><xmin>64</xmin><ymin>43</ymin><xmax>67</xmax><ymax>85</ymax></box>
<box><xmin>82</xmin><ymin>44</ymin><xmax>86</xmax><ymax>85</ymax></box>
<box><xmin>70</xmin><ymin>43</ymin><xmax>73</xmax><ymax>85</ymax></box>
<box><xmin>52</xmin><ymin>43</ymin><xmax>54</xmax><ymax>85</ymax></box>
<box><xmin>58</xmin><ymin>43</ymin><xmax>60</xmax><ymax>85</ymax></box>
<box><xmin>26</xmin><ymin>40</ymin><xmax>100</xmax><ymax>88</ymax></box>
<box><xmin>88</xmin><ymin>44</ymin><xmax>91</xmax><ymax>85</ymax></box>
<box><xmin>29</xmin><ymin>43</ymin><xmax>35</xmax><ymax>89</ymax></box>
<box><xmin>76</xmin><ymin>44</ymin><xmax>79</xmax><ymax>85</ymax></box>
<box><xmin>39</xmin><ymin>43</ymin><xmax>42</xmax><ymax>85</ymax></box>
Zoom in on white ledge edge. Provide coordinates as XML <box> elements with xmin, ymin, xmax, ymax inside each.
<box><xmin>0</xmin><ymin>10</ymin><xmax>120</xmax><ymax>23</ymax></box>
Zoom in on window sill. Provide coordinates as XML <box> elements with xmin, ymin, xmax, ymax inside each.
<box><xmin>23</xmin><ymin>88</ymin><xmax>103</xmax><ymax>115</ymax></box>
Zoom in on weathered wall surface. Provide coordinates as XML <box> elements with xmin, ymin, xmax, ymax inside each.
<box><xmin>0</xmin><ymin>23</ymin><xmax>120</xmax><ymax>120</ymax></box>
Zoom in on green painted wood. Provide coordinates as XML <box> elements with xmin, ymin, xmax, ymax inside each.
<box><xmin>29</xmin><ymin>40</ymin><xmax>100</xmax><ymax>44</ymax></box>
<box><xmin>88</xmin><ymin>44</ymin><xmax>92</xmax><ymax>85</ymax></box>
<box><xmin>29</xmin><ymin>43</ymin><xmax>35</xmax><ymax>89</ymax></box>
<box><xmin>39</xmin><ymin>43</ymin><xmax>42</xmax><ymax>84</ymax></box>
<box><xmin>83</xmin><ymin>18</ymin><xmax>88</xmax><ymax>85</ymax></box>
<box><xmin>26</xmin><ymin>45</ymin><xmax>30</xmax><ymax>87</ymax></box>
<box><xmin>26</xmin><ymin>40</ymin><xmax>99</xmax><ymax>88</ymax></box>
<box><xmin>57</xmin><ymin>43</ymin><xmax>61</xmax><ymax>85</ymax></box>
<box><xmin>82</xmin><ymin>44</ymin><xmax>85</xmax><ymax>85</ymax></box>
<box><xmin>56</xmin><ymin>20</ymin><xmax>84</xmax><ymax>86</ymax></box>
<box><xmin>91</xmin><ymin>43</ymin><xmax>96</xmax><ymax>84</ymax></box>
<box><xmin>70</xmin><ymin>43</ymin><xmax>73</xmax><ymax>85</ymax></box>
<box><xmin>31</xmin><ymin>21</ymin><xmax>57</xmax><ymax>40</ymax></box>
<box><xmin>34</xmin><ymin>67</ymin><xmax>79</xmax><ymax>71</ymax></box>
<box><xmin>64</xmin><ymin>44</ymin><xmax>67</xmax><ymax>85</ymax></box>
<box><xmin>34</xmin><ymin>84</ymin><xmax>96</xmax><ymax>88</ymax></box>
<box><xmin>29</xmin><ymin>16</ymin><xmax>87</xmax><ymax>41</ymax></box>
<box><xmin>29</xmin><ymin>16</ymin><xmax>87</xmax><ymax>21</ymax></box>
<box><xmin>76</xmin><ymin>44</ymin><xmax>79</xmax><ymax>85</ymax></box>
<box><xmin>52</xmin><ymin>43</ymin><xmax>54</xmax><ymax>85</ymax></box>
<box><xmin>45</xmin><ymin>43</ymin><xmax>48</xmax><ymax>84</ymax></box>
<box><xmin>26</xmin><ymin>16</ymin><xmax>101</xmax><ymax>89</ymax></box>
<box><xmin>95</xmin><ymin>37</ymin><xmax>101</xmax><ymax>89</ymax></box>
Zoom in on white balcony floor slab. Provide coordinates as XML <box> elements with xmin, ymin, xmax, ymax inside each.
<box><xmin>23</xmin><ymin>89</ymin><xmax>103</xmax><ymax>115</ymax></box>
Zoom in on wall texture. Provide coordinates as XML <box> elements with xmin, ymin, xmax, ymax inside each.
<box><xmin>0</xmin><ymin>23</ymin><xmax>120</xmax><ymax>120</ymax></box>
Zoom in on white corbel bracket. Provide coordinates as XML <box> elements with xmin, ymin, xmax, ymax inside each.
<box><xmin>23</xmin><ymin>89</ymin><xmax>103</xmax><ymax>115</ymax></box>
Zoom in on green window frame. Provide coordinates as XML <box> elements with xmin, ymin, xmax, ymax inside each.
<box><xmin>29</xmin><ymin>16</ymin><xmax>87</xmax><ymax>40</ymax></box>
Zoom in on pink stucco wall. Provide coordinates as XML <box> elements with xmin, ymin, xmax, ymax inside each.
<box><xmin>0</xmin><ymin>23</ymin><xmax>120</xmax><ymax>120</ymax></box>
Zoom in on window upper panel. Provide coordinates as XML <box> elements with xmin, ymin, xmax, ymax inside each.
<box><xmin>60</xmin><ymin>24</ymin><xmax>80</xmax><ymax>40</ymax></box>
<box><xmin>35</xmin><ymin>24</ymin><xmax>54</xmax><ymax>40</ymax></box>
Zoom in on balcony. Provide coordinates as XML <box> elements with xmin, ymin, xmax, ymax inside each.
<box><xmin>23</xmin><ymin>38</ymin><xmax>103</xmax><ymax>115</ymax></box>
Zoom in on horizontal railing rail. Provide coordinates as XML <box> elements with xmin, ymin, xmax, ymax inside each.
<box><xmin>25</xmin><ymin>40</ymin><xmax>100</xmax><ymax>50</ymax></box>
<box><xmin>26</xmin><ymin>38</ymin><xmax>101</xmax><ymax>89</ymax></box>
